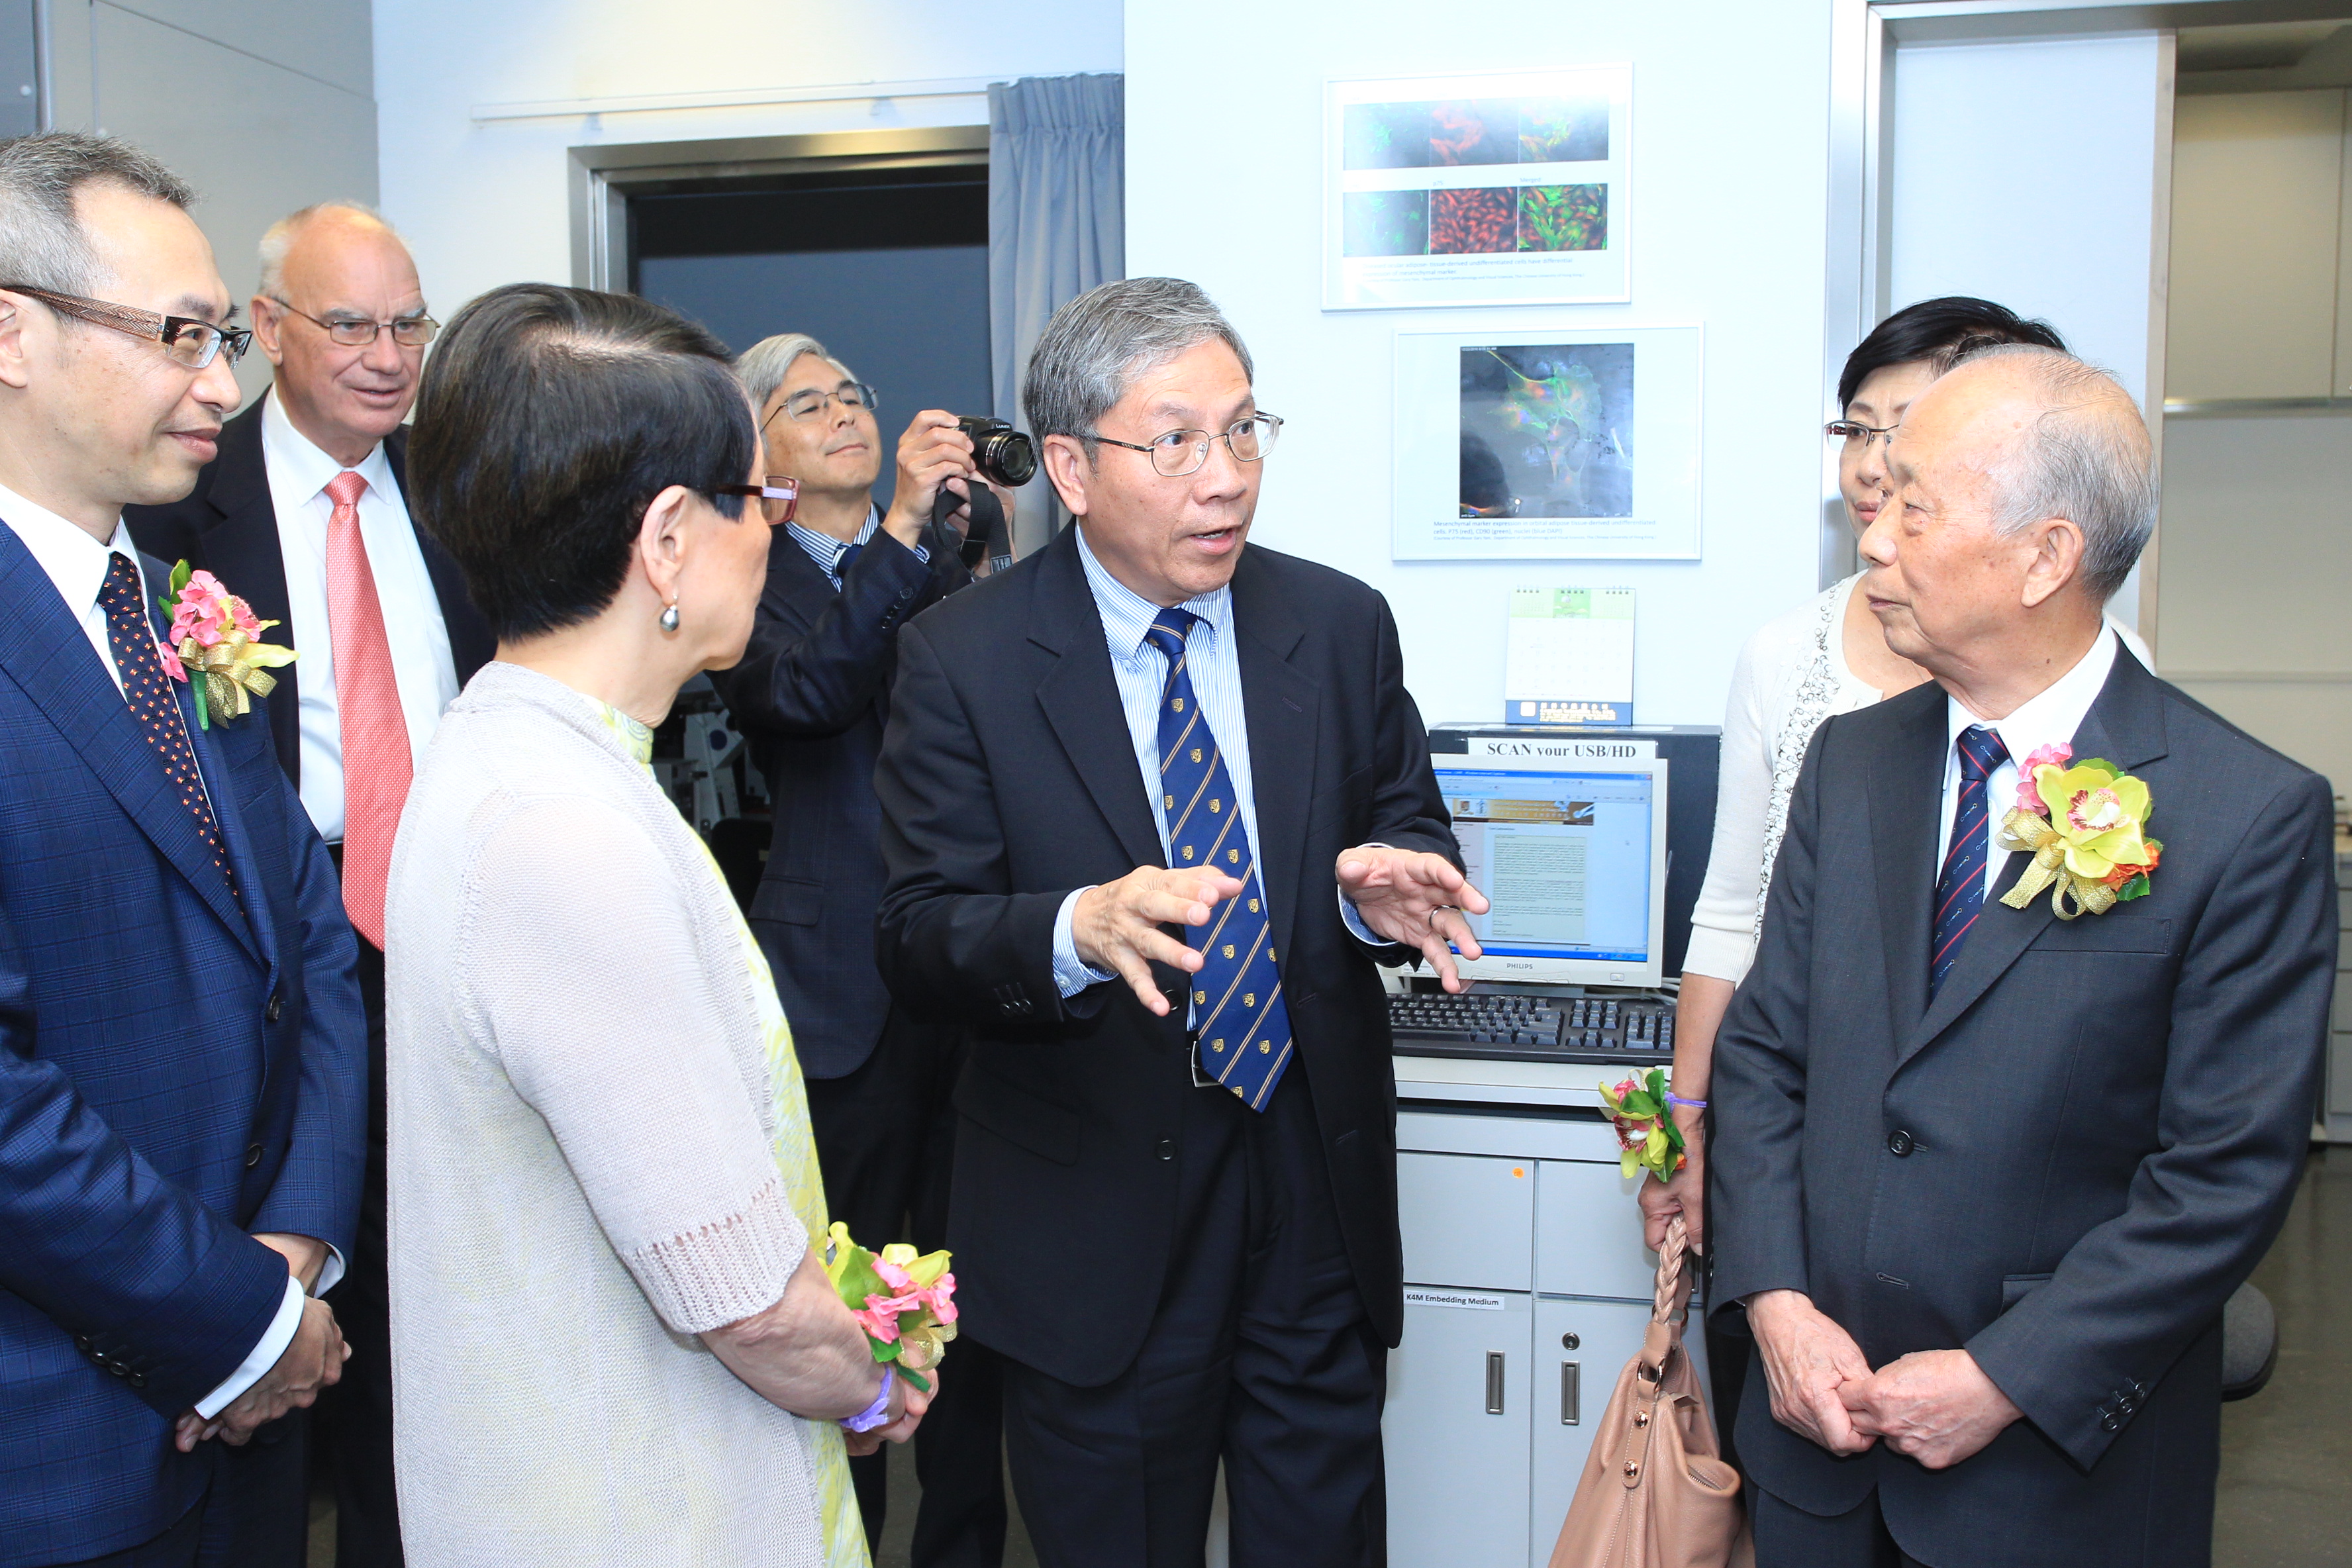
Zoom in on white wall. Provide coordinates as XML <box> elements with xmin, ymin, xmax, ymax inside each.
<box><xmin>2155</xmin><ymin>412</ymin><xmax>2352</xmax><ymax>795</ymax></box>
<box><xmin>1886</xmin><ymin>33</ymin><xmax>2172</xmax><ymax>635</ymax></box>
<box><xmin>371</xmin><ymin>0</ymin><xmax>1122</xmax><ymax>323</ymax></box>
<box><xmin>1124</xmin><ymin>0</ymin><xmax>1834</xmax><ymax>730</ymax></box>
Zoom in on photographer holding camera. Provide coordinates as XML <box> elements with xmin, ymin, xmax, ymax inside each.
<box><xmin>709</xmin><ymin>334</ymin><xmax>1014</xmax><ymax>1566</ymax></box>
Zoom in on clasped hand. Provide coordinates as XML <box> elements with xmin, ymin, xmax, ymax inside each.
<box><xmin>1746</xmin><ymin>1290</ymin><xmax>2020</xmax><ymax>1469</ymax></box>
<box><xmin>170</xmin><ymin>1233</ymin><xmax>350</xmax><ymax>1452</ymax></box>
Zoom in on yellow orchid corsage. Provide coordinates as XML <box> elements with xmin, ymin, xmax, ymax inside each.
<box><xmin>1597</xmin><ymin>1066</ymin><xmax>1687</xmax><ymax>1181</ymax></box>
<box><xmin>156</xmin><ymin>560</ymin><xmax>295</xmax><ymax>730</ymax></box>
<box><xmin>820</xmin><ymin>1222</ymin><xmax>958</xmax><ymax>1391</ymax></box>
<box><xmin>1996</xmin><ymin>743</ymin><xmax>2162</xmax><ymax>919</ymax></box>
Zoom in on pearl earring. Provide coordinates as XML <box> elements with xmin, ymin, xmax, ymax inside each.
<box><xmin>659</xmin><ymin>602</ymin><xmax>681</xmax><ymax>633</ymax></box>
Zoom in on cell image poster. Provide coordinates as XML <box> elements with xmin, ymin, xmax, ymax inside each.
<box><xmin>1459</xmin><ymin>343</ymin><xmax>1635</xmax><ymax>520</ymax></box>
<box><xmin>1326</xmin><ymin>66</ymin><xmax>1631</xmax><ymax>310</ymax></box>
<box><xmin>1393</xmin><ymin>324</ymin><xmax>1701</xmax><ymax>562</ymax></box>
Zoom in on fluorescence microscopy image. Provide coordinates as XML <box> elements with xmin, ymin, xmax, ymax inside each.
<box><xmin>1518</xmin><ymin>183</ymin><xmax>1608</xmax><ymax>252</ymax></box>
<box><xmin>1342</xmin><ymin>189</ymin><xmax>1430</xmax><ymax>258</ymax></box>
<box><xmin>1343</xmin><ymin>101</ymin><xmax>1436</xmax><ymax>169</ymax></box>
<box><xmin>1426</xmin><ymin>100</ymin><xmax>1516</xmax><ymax>166</ymax></box>
<box><xmin>1430</xmin><ymin>186</ymin><xmax>1516</xmax><ymax>254</ymax></box>
<box><xmin>1460</xmin><ymin>342</ymin><xmax>1635</xmax><ymax>518</ymax></box>
<box><xmin>1517</xmin><ymin>97</ymin><xmax>1610</xmax><ymax>164</ymax></box>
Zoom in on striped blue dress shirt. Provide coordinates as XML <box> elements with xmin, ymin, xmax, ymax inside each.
<box><xmin>786</xmin><ymin>504</ymin><xmax>926</xmax><ymax>589</ymax></box>
<box><xmin>1051</xmin><ymin>528</ymin><xmax>1379</xmax><ymax>999</ymax></box>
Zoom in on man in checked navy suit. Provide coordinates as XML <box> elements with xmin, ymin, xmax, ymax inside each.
<box><xmin>875</xmin><ymin>278</ymin><xmax>1489</xmax><ymax>1568</ymax></box>
<box><xmin>0</xmin><ymin>134</ymin><xmax>365</xmax><ymax>1567</ymax></box>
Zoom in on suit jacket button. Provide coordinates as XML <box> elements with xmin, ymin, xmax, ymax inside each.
<box><xmin>1155</xmin><ymin>1140</ymin><xmax>1177</xmax><ymax>1161</ymax></box>
<box><xmin>74</xmin><ymin>1334</ymin><xmax>92</xmax><ymax>1353</ymax></box>
<box><xmin>244</xmin><ymin>1143</ymin><xmax>264</xmax><ymax>1169</ymax></box>
<box><xmin>1886</xmin><ymin>1130</ymin><xmax>1915</xmax><ymax>1157</ymax></box>
<box><xmin>128</xmin><ymin>1373</ymin><xmax>146</xmax><ymax>1389</ymax></box>
<box><xmin>265</xmin><ymin>991</ymin><xmax>283</xmax><ymax>1024</ymax></box>
<box><xmin>107</xmin><ymin>1360</ymin><xmax>128</xmax><ymax>1377</ymax></box>
<box><xmin>2100</xmin><ymin>1410</ymin><xmax>2121</xmax><ymax>1432</ymax></box>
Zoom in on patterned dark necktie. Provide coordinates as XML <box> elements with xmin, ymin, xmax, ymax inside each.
<box><xmin>96</xmin><ymin>552</ymin><xmax>238</xmax><ymax>903</ymax></box>
<box><xmin>1930</xmin><ymin>724</ymin><xmax>2009</xmax><ymax>997</ymax></box>
<box><xmin>1143</xmin><ymin>609</ymin><xmax>1292</xmax><ymax>1111</ymax></box>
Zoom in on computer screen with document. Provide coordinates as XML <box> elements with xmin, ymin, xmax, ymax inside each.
<box><xmin>1431</xmin><ymin>754</ymin><xmax>1669</xmax><ymax>987</ymax></box>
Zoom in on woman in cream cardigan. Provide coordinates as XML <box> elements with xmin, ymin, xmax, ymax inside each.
<box><xmin>385</xmin><ymin>283</ymin><xmax>924</xmax><ymax>1567</ymax></box>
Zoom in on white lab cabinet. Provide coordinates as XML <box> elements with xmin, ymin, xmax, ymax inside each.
<box><xmin>1384</xmin><ymin>1065</ymin><xmax>1710</xmax><ymax>1568</ymax></box>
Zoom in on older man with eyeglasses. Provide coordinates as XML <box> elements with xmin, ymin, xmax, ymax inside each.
<box><xmin>0</xmin><ymin>133</ymin><xmax>368</xmax><ymax>1568</ymax></box>
<box><xmin>124</xmin><ymin>199</ymin><xmax>493</xmax><ymax>1568</ymax></box>
<box><xmin>706</xmin><ymin>334</ymin><xmax>1014</xmax><ymax>1566</ymax></box>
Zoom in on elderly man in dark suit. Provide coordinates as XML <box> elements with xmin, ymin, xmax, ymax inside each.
<box><xmin>1710</xmin><ymin>345</ymin><xmax>2336</xmax><ymax>1568</ymax></box>
<box><xmin>707</xmin><ymin>334</ymin><xmax>1006</xmax><ymax>1565</ymax></box>
<box><xmin>124</xmin><ymin>200</ymin><xmax>491</xmax><ymax>1568</ymax></box>
<box><xmin>875</xmin><ymin>277</ymin><xmax>1490</xmax><ymax>1568</ymax></box>
<box><xmin>0</xmin><ymin>132</ymin><xmax>364</xmax><ymax>1568</ymax></box>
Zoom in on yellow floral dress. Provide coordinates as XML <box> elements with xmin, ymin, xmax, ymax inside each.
<box><xmin>590</xmin><ymin>696</ymin><xmax>869</xmax><ymax>1568</ymax></box>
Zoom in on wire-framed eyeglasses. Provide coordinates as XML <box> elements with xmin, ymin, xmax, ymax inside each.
<box><xmin>3</xmin><ymin>283</ymin><xmax>250</xmax><ymax>369</ymax></box>
<box><xmin>1826</xmin><ymin>418</ymin><xmax>1898</xmax><ymax>452</ymax></box>
<box><xmin>270</xmin><ymin>297</ymin><xmax>439</xmax><ymax>349</ymax></box>
<box><xmin>769</xmin><ymin>381</ymin><xmax>880</xmax><ymax>426</ymax></box>
<box><xmin>708</xmin><ymin>475</ymin><xmax>801</xmax><ymax>526</ymax></box>
<box><xmin>1091</xmin><ymin>413</ymin><xmax>1284</xmax><ymax>478</ymax></box>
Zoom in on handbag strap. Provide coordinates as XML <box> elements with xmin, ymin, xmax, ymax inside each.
<box><xmin>1638</xmin><ymin>1216</ymin><xmax>1693</xmax><ymax>1384</ymax></box>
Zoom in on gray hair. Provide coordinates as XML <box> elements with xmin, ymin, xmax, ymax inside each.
<box><xmin>1023</xmin><ymin>277</ymin><xmax>1253</xmax><ymax>454</ymax></box>
<box><xmin>734</xmin><ymin>332</ymin><xmax>859</xmax><ymax>415</ymax></box>
<box><xmin>0</xmin><ymin>132</ymin><xmax>193</xmax><ymax>297</ymax></box>
<box><xmin>1961</xmin><ymin>343</ymin><xmax>2155</xmax><ymax>602</ymax></box>
<box><xmin>256</xmin><ymin>201</ymin><xmax>400</xmax><ymax>299</ymax></box>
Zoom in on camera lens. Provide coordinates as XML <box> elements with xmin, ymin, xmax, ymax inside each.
<box><xmin>958</xmin><ymin>416</ymin><xmax>1037</xmax><ymax>488</ymax></box>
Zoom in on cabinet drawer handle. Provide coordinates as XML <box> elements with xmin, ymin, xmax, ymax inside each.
<box><xmin>1485</xmin><ymin>1351</ymin><xmax>1506</xmax><ymax>1414</ymax></box>
<box><xmin>1561</xmin><ymin>1361</ymin><xmax>1581</xmax><ymax>1425</ymax></box>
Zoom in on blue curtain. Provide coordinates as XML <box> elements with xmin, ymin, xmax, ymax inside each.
<box><xmin>989</xmin><ymin>72</ymin><xmax>1124</xmax><ymax>552</ymax></box>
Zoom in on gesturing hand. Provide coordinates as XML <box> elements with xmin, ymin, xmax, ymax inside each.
<box><xmin>1839</xmin><ymin>1349</ymin><xmax>2021</xmax><ymax>1469</ymax></box>
<box><xmin>1336</xmin><ymin>846</ymin><xmax>1489</xmax><ymax>992</ymax></box>
<box><xmin>172</xmin><ymin>1295</ymin><xmax>350</xmax><ymax>1452</ymax></box>
<box><xmin>1746</xmin><ymin>1289</ymin><xmax>1876</xmax><ymax>1456</ymax></box>
<box><xmin>1074</xmin><ymin>866</ymin><xmax>1247</xmax><ymax>1015</ymax></box>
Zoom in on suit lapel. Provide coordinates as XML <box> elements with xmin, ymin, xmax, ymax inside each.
<box><xmin>150</xmin><ymin>577</ymin><xmax>275</xmax><ymax>970</ymax></box>
<box><xmin>1228</xmin><ymin>554</ymin><xmax>1318</xmax><ymax>969</ymax></box>
<box><xmin>1028</xmin><ymin>531</ymin><xmax>1167</xmax><ymax>872</ymax></box>
<box><xmin>1902</xmin><ymin>652</ymin><xmax>2171</xmax><ymax>1061</ymax></box>
<box><xmin>195</xmin><ymin>401</ymin><xmax>300</xmax><ymax>785</ymax></box>
<box><xmin>0</xmin><ymin>528</ymin><xmax>260</xmax><ymax>960</ymax></box>
<box><xmin>1869</xmin><ymin>685</ymin><xmax>1947</xmax><ymax>1037</ymax></box>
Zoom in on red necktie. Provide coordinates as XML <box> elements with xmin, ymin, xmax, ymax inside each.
<box><xmin>325</xmin><ymin>469</ymin><xmax>413</xmax><ymax>948</ymax></box>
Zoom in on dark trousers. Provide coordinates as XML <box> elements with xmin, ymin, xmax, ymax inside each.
<box><xmin>46</xmin><ymin>1436</ymin><xmax>309</xmax><ymax>1568</ymax></box>
<box><xmin>1751</xmin><ymin>1487</ymin><xmax>1932</xmax><ymax>1568</ymax></box>
<box><xmin>806</xmin><ymin>1005</ymin><xmax>1007</xmax><ymax>1568</ymax></box>
<box><xmin>996</xmin><ymin>1068</ymin><xmax>1387</xmax><ymax>1568</ymax></box>
<box><xmin>312</xmin><ymin>926</ymin><xmax>403</xmax><ymax>1567</ymax></box>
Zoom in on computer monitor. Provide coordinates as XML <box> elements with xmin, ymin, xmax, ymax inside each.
<box><xmin>1430</xmin><ymin>752</ymin><xmax>1669</xmax><ymax>988</ymax></box>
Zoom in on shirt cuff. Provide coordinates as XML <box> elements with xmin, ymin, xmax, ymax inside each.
<box><xmin>193</xmin><ymin>1274</ymin><xmax>304</xmax><ymax>1419</ymax></box>
<box><xmin>1336</xmin><ymin>842</ymin><xmax>1392</xmax><ymax>948</ymax></box>
<box><xmin>313</xmin><ymin>1244</ymin><xmax>346</xmax><ymax>1298</ymax></box>
<box><xmin>1052</xmin><ymin>887</ymin><xmax>1116</xmax><ymax>999</ymax></box>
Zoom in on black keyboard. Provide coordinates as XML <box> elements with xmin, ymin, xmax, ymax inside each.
<box><xmin>1388</xmin><ymin>990</ymin><xmax>1675</xmax><ymax>1066</ymax></box>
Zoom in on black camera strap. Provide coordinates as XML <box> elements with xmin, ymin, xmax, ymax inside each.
<box><xmin>931</xmin><ymin>483</ymin><xmax>1011</xmax><ymax>575</ymax></box>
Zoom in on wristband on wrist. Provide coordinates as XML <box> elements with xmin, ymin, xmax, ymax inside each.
<box><xmin>840</xmin><ymin>1367</ymin><xmax>895</xmax><ymax>1434</ymax></box>
<box><xmin>1665</xmin><ymin>1093</ymin><xmax>1707</xmax><ymax>1110</ymax></box>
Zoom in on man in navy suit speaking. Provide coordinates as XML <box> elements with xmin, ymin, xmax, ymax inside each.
<box><xmin>0</xmin><ymin>134</ymin><xmax>366</xmax><ymax>1567</ymax></box>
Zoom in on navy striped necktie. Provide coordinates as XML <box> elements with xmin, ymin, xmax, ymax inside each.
<box><xmin>1930</xmin><ymin>724</ymin><xmax>2010</xmax><ymax>997</ymax></box>
<box><xmin>1142</xmin><ymin>608</ymin><xmax>1293</xmax><ymax>1111</ymax></box>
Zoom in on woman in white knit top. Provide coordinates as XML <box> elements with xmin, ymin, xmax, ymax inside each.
<box><xmin>385</xmin><ymin>285</ymin><xmax>925</xmax><ymax>1567</ymax></box>
<box><xmin>1642</xmin><ymin>297</ymin><xmax>2160</xmax><ymax>1256</ymax></box>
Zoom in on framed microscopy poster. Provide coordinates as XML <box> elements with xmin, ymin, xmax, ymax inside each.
<box><xmin>1393</xmin><ymin>322</ymin><xmax>1700</xmax><ymax>561</ymax></box>
<box><xmin>1324</xmin><ymin>65</ymin><xmax>1633</xmax><ymax>311</ymax></box>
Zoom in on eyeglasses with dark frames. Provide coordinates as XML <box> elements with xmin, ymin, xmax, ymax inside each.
<box><xmin>707</xmin><ymin>475</ymin><xmax>801</xmax><ymax>526</ymax></box>
<box><xmin>768</xmin><ymin>381</ymin><xmax>879</xmax><ymax>427</ymax></box>
<box><xmin>1826</xmin><ymin>418</ymin><xmax>1899</xmax><ymax>452</ymax></box>
<box><xmin>1090</xmin><ymin>413</ymin><xmax>1283</xmax><ymax>479</ymax></box>
<box><xmin>2</xmin><ymin>283</ymin><xmax>250</xmax><ymax>369</ymax></box>
<box><xmin>269</xmin><ymin>297</ymin><xmax>439</xmax><ymax>349</ymax></box>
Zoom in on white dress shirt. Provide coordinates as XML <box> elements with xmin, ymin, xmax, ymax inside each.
<box><xmin>1938</xmin><ymin>628</ymin><xmax>2121</xmax><ymax>900</ymax></box>
<box><xmin>262</xmin><ymin>393</ymin><xmax>460</xmax><ymax>842</ymax></box>
<box><xmin>1051</xmin><ymin>528</ymin><xmax>1379</xmax><ymax>999</ymax></box>
<box><xmin>0</xmin><ymin>487</ymin><xmax>307</xmax><ymax>1419</ymax></box>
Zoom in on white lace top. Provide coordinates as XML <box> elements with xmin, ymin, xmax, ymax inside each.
<box><xmin>1685</xmin><ymin>575</ymin><xmax>2151</xmax><ymax>984</ymax></box>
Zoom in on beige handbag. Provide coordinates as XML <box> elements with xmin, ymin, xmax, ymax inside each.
<box><xmin>1545</xmin><ymin>1218</ymin><xmax>1754</xmax><ymax>1568</ymax></box>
